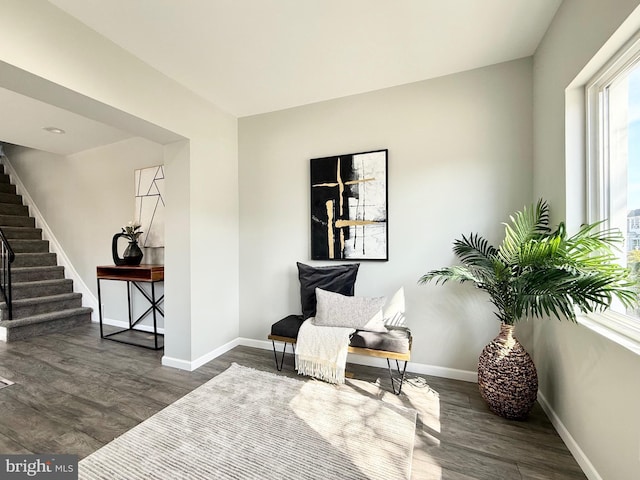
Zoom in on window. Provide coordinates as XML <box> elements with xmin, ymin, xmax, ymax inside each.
<box><xmin>586</xmin><ymin>32</ymin><xmax>640</xmax><ymax>352</ymax></box>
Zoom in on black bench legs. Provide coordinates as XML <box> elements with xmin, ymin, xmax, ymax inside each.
<box><xmin>387</xmin><ymin>358</ymin><xmax>408</xmax><ymax>395</ymax></box>
<box><xmin>270</xmin><ymin>337</ymin><xmax>295</xmax><ymax>371</ymax></box>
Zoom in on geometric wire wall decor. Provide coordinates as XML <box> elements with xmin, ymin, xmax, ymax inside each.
<box><xmin>310</xmin><ymin>149</ymin><xmax>388</xmax><ymax>261</ymax></box>
<box><xmin>134</xmin><ymin>165</ymin><xmax>165</xmax><ymax>248</ymax></box>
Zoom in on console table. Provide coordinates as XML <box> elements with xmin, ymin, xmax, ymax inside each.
<box><xmin>97</xmin><ymin>264</ymin><xmax>164</xmax><ymax>350</ymax></box>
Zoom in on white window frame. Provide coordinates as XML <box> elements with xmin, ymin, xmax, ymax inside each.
<box><xmin>584</xmin><ymin>31</ymin><xmax>640</xmax><ymax>355</ymax></box>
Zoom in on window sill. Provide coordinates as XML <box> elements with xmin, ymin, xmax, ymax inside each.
<box><xmin>577</xmin><ymin>311</ymin><xmax>640</xmax><ymax>356</ymax></box>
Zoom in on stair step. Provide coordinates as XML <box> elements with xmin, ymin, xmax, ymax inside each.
<box><xmin>0</xmin><ymin>203</ymin><xmax>28</xmax><ymax>216</ymax></box>
<box><xmin>0</xmin><ymin>307</ymin><xmax>92</xmax><ymax>341</ymax></box>
<box><xmin>12</xmin><ymin>279</ymin><xmax>74</xmax><ymax>300</ymax></box>
<box><xmin>0</xmin><ymin>161</ymin><xmax>91</xmax><ymax>342</ymax></box>
<box><xmin>0</xmin><ymin>215</ymin><xmax>35</xmax><ymax>228</ymax></box>
<box><xmin>0</xmin><ymin>183</ymin><xmax>16</xmax><ymax>195</ymax></box>
<box><xmin>12</xmin><ymin>252</ymin><xmax>57</xmax><ymax>268</ymax></box>
<box><xmin>9</xmin><ymin>239</ymin><xmax>49</xmax><ymax>253</ymax></box>
<box><xmin>0</xmin><ymin>192</ymin><xmax>22</xmax><ymax>205</ymax></box>
<box><xmin>11</xmin><ymin>266</ymin><xmax>65</xmax><ymax>282</ymax></box>
<box><xmin>0</xmin><ymin>227</ymin><xmax>42</xmax><ymax>240</ymax></box>
<box><xmin>0</xmin><ymin>292</ymin><xmax>83</xmax><ymax>320</ymax></box>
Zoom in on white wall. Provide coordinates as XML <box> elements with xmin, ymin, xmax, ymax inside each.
<box><xmin>239</xmin><ymin>58</ymin><xmax>533</xmax><ymax>373</ymax></box>
<box><xmin>4</xmin><ymin>139</ymin><xmax>165</xmax><ymax>329</ymax></box>
<box><xmin>533</xmin><ymin>1</ymin><xmax>640</xmax><ymax>478</ymax></box>
<box><xmin>0</xmin><ymin>0</ymin><xmax>239</xmax><ymax>365</ymax></box>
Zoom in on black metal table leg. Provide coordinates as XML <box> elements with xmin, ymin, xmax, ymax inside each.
<box><xmin>97</xmin><ymin>278</ymin><xmax>103</xmax><ymax>338</ymax></box>
<box><xmin>151</xmin><ymin>281</ymin><xmax>158</xmax><ymax>350</ymax></box>
<box><xmin>127</xmin><ymin>280</ymin><xmax>133</xmax><ymax>329</ymax></box>
<box><xmin>100</xmin><ymin>279</ymin><xmax>165</xmax><ymax>350</ymax></box>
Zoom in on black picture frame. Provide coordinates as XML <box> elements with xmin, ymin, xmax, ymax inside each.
<box><xmin>310</xmin><ymin>149</ymin><xmax>388</xmax><ymax>261</ymax></box>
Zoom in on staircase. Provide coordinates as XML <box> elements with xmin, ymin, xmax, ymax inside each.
<box><xmin>0</xmin><ymin>164</ymin><xmax>92</xmax><ymax>341</ymax></box>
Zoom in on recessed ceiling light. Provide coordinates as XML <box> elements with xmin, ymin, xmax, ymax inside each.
<box><xmin>43</xmin><ymin>127</ymin><xmax>66</xmax><ymax>134</ymax></box>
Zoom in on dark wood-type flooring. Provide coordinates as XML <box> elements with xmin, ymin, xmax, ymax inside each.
<box><xmin>0</xmin><ymin>324</ymin><xmax>586</xmax><ymax>479</ymax></box>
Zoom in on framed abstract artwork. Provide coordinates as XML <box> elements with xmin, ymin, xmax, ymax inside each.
<box><xmin>134</xmin><ymin>165</ymin><xmax>165</xmax><ymax>248</ymax></box>
<box><xmin>310</xmin><ymin>149</ymin><xmax>388</xmax><ymax>261</ymax></box>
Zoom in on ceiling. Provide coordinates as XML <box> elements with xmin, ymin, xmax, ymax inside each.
<box><xmin>1</xmin><ymin>0</ymin><xmax>562</xmax><ymax>155</ymax></box>
<box><xmin>0</xmin><ymin>87</ymin><xmax>133</xmax><ymax>156</ymax></box>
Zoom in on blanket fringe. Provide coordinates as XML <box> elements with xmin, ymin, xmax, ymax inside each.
<box><xmin>296</xmin><ymin>357</ymin><xmax>346</xmax><ymax>385</ymax></box>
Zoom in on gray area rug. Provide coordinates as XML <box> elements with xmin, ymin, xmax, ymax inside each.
<box><xmin>79</xmin><ymin>363</ymin><xmax>416</xmax><ymax>480</ymax></box>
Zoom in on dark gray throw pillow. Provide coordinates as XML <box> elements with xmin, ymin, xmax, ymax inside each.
<box><xmin>297</xmin><ymin>262</ymin><xmax>359</xmax><ymax>319</ymax></box>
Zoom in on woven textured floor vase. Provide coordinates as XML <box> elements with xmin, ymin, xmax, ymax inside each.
<box><xmin>477</xmin><ymin>323</ymin><xmax>538</xmax><ymax>420</ymax></box>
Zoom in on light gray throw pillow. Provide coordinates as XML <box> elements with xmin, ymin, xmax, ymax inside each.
<box><xmin>314</xmin><ymin>288</ymin><xmax>388</xmax><ymax>332</ymax></box>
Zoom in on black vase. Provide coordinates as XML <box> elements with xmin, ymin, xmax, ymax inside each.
<box><xmin>112</xmin><ymin>233</ymin><xmax>144</xmax><ymax>266</ymax></box>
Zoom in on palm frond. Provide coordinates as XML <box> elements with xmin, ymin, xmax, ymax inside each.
<box><xmin>418</xmin><ymin>198</ymin><xmax>639</xmax><ymax>325</ymax></box>
<box><xmin>452</xmin><ymin>233</ymin><xmax>498</xmax><ymax>267</ymax></box>
<box><xmin>419</xmin><ymin>266</ymin><xmax>480</xmax><ymax>286</ymax></box>
<box><xmin>498</xmin><ymin>199</ymin><xmax>550</xmax><ymax>265</ymax></box>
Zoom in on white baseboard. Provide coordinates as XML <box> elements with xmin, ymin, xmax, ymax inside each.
<box><xmin>240</xmin><ymin>337</ymin><xmax>478</xmax><ymax>383</ymax></box>
<box><xmin>0</xmin><ymin>156</ymin><xmax>99</xmax><ymax>320</ymax></box>
<box><xmin>160</xmin><ymin>336</ymin><xmax>478</xmax><ymax>383</ymax></box>
<box><xmin>537</xmin><ymin>391</ymin><xmax>601</xmax><ymax>480</ymax></box>
<box><xmin>160</xmin><ymin>356</ymin><xmax>193</xmax><ymax>371</ymax></box>
<box><xmin>97</xmin><ymin>317</ymin><xmax>165</xmax><ymax>334</ymax></box>
<box><xmin>162</xmin><ymin>337</ymin><xmax>240</xmax><ymax>371</ymax></box>
<box><xmin>405</xmin><ymin>361</ymin><xmax>478</xmax><ymax>383</ymax></box>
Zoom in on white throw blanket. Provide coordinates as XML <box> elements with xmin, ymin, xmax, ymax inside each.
<box><xmin>295</xmin><ymin>318</ymin><xmax>354</xmax><ymax>384</ymax></box>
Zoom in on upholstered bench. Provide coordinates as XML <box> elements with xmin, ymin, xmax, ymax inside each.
<box><xmin>268</xmin><ymin>314</ymin><xmax>412</xmax><ymax>395</ymax></box>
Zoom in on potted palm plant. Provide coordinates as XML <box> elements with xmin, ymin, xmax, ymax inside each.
<box><xmin>419</xmin><ymin>199</ymin><xmax>637</xmax><ymax>419</ymax></box>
